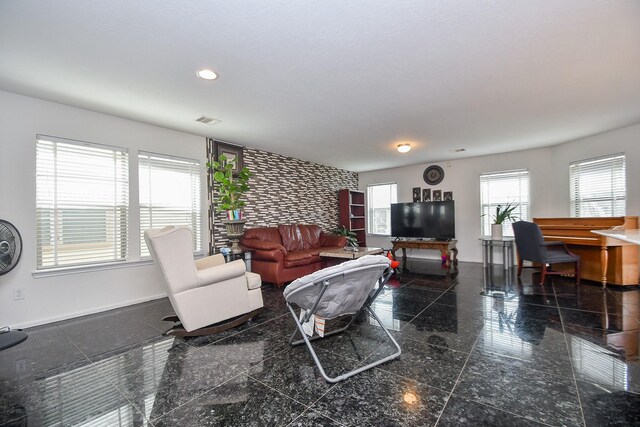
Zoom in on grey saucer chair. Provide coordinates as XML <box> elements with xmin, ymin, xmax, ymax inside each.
<box><xmin>283</xmin><ymin>255</ymin><xmax>401</xmax><ymax>383</ymax></box>
<box><xmin>512</xmin><ymin>221</ymin><xmax>580</xmax><ymax>285</ymax></box>
<box><xmin>144</xmin><ymin>226</ymin><xmax>263</xmax><ymax>337</ymax></box>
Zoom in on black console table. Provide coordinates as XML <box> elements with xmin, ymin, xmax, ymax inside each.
<box><xmin>391</xmin><ymin>239</ymin><xmax>458</xmax><ymax>269</ymax></box>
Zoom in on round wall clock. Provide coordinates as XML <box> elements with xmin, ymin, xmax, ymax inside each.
<box><xmin>423</xmin><ymin>165</ymin><xmax>444</xmax><ymax>185</ymax></box>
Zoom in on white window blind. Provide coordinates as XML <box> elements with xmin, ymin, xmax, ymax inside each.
<box><xmin>139</xmin><ymin>152</ymin><xmax>202</xmax><ymax>257</ymax></box>
<box><xmin>36</xmin><ymin>136</ymin><xmax>129</xmax><ymax>269</ymax></box>
<box><xmin>367</xmin><ymin>183</ymin><xmax>397</xmax><ymax>235</ymax></box>
<box><xmin>570</xmin><ymin>154</ymin><xmax>626</xmax><ymax>217</ymax></box>
<box><xmin>480</xmin><ymin>169</ymin><xmax>530</xmax><ymax>237</ymax></box>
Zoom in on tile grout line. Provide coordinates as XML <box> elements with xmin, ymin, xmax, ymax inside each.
<box><xmin>248</xmin><ymin>371</ymin><xmax>346</xmax><ymax>427</ymax></box>
<box><xmin>553</xmin><ymin>281</ymin><xmax>587</xmax><ymax>427</ymax></box>
<box><xmin>433</xmin><ymin>324</ymin><xmax>481</xmax><ymax>426</ymax></box>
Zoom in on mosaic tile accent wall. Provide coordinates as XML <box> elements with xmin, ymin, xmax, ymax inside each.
<box><xmin>206</xmin><ymin>139</ymin><xmax>359</xmax><ymax>253</ymax></box>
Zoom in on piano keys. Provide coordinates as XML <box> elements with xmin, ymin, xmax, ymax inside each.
<box><xmin>533</xmin><ymin>216</ymin><xmax>639</xmax><ymax>287</ymax></box>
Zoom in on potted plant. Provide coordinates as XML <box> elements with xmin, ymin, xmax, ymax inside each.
<box><xmin>207</xmin><ymin>154</ymin><xmax>252</xmax><ymax>252</ymax></box>
<box><xmin>330</xmin><ymin>225</ymin><xmax>359</xmax><ymax>248</ymax></box>
<box><xmin>490</xmin><ymin>203</ymin><xmax>518</xmax><ymax>240</ymax></box>
<box><xmin>207</xmin><ymin>154</ymin><xmax>252</xmax><ymax>219</ymax></box>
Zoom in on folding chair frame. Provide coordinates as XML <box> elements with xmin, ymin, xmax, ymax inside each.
<box><xmin>286</xmin><ymin>266</ymin><xmax>401</xmax><ymax>383</ymax></box>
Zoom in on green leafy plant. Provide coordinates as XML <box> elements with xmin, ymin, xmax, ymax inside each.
<box><xmin>493</xmin><ymin>203</ymin><xmax>519</xmax><ymax>224</ymax></box>
<box><xmin>206</xmin><ymin>154</ymin><xmax>252</xmax><ymax>212</ymax></box>
<box><xmin>331</xmin><ymin>225</ymin><xmax>358</xmax><ymax>248</ymax></box>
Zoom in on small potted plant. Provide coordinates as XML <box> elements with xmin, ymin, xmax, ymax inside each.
<box><xmin>491</xmin><ymin>203</ymin><xmax>518</xmax><ymax>240</ymax></box>
<box><xmin>330</xmin><ymin>225</ymin><xmax>359</xmax><ymax>249</ymax></box>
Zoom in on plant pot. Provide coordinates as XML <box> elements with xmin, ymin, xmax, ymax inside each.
<box><xmin>491</xmin><ymin>223</ymin><xmax>503</xmax><ymax>240</ymax></box>
<box><xmin>226</xmin><ymin>210</ymin><xmax>243</xmax><ymax>220</ymax></box>
<box><xmin>222</xmin><ymin>219</ymin><xmax>246</xmax><ymax>253</ymax></box>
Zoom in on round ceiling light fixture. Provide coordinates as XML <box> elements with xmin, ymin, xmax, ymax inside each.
<box><xmin>196</xmin><ymin>69</ymin><xmax>218</xmax><ymax>80</ymax></box>
<box><xmin>397</xmin><ymin>143</ymin><xmax>411</xmax><ymax>153</ymax></box>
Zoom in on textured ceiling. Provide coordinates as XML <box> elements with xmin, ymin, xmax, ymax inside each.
<box><xmin>1</xmin><ymin>0</ymin><xmax>639</xmax><ymax>172</ymax></box>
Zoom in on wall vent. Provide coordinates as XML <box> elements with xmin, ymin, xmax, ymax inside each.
<box><xmin>195</xmin><ymin>116</ymin><xmax>221</xmax><ymax>125</ymax></box>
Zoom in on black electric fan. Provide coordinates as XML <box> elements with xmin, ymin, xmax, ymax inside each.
<box><xmin>0</xmin><ymin>219</ymin><xmax>27</xmax><ymax>350</ymax></box>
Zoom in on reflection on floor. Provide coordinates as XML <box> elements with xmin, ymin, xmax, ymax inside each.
<box><xmin>2</xmin><ymin>260</ymin><xmax>640</xmax><ymax>426</ymax></box>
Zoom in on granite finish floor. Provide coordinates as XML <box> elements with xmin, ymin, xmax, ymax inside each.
<box><xmin>2</xmin><ymin>260</ymin><xmax>640</xmax><ymax>426</ymax></box>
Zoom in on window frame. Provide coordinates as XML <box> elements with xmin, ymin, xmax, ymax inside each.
<box><xmin>138</xmin><ymin>151</ymin><xmax>203</xmax><ymax>258</ymax></box>
<box><xmin>366</xmin><ymin>182</ymin><xmax>397</xmax><ymax>236</ymax></box>
<box><xmin>480</xmin><ymin>169</ymin><xmax>530</xmax><ymax>237</ymax></box>
<box><xmin>35</xmin><ymin>134</ymin><xmax>129</xmax><ymax>270</ymax></box>
<box><xmin>569</xmin><ymin>153</ymin><xmax>626</xmax><ymax>218</ymax></box>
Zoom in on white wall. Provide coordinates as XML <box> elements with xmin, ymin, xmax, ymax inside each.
<box><xmin>0</xmin><ymin>91</ymin><xmax>208</xmax><ymax>328</ymax></box>
<box><xmin>360</xmin><ymin>123</ymin><xmax>640</xmax><ymax>263</ymax></box>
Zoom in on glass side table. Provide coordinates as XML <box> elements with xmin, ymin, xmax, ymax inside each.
<box><xmin>480</xmin><ymin>237</ymin><xmax>515</xmax><ymax>271</ymax></box>
<box><xmin>220</xmin><ymin>248</ymin><xmax>253</xmax><ymax>272</ymax></box>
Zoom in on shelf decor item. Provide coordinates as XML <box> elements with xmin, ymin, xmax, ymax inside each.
<box><xmin>433</xmin><ymin>190</ymin><xmax>442</xmax><ymax>201</ymax></box>
<box><xmin>207</xmin><ymin>153</ymin><xmax>252</xmax><ymax>253</ymax></box>
<box><xmin>413</xmin><ymin>187</ymin><xmax>421</xmax><ymax>202</ymax></box>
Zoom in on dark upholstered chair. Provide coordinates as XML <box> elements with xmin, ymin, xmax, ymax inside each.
<box><xmin>512</xmin><ymin>221</ymin><xmax>580</xmax><ymax>285</ymax></box>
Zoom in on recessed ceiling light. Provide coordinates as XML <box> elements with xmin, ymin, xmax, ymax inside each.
<box><xmin>196</xmin><ymin>69</ymin><xmax>218</xmax><ymax>80</ymax></box>
<box><xmin>397</xmin><ymin>143</ymin><xmax>411</xmax><ymax>153</ymax></box>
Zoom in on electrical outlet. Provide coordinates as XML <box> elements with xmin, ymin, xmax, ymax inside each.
<box><xmin>13</xmin><ymin>288</ymin><xmax>25</xmax><ymax>300</ymax></box>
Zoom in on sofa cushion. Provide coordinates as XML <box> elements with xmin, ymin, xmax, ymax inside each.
<box><xmin>278</xmin><ymin>224</ymin><xmax>304</xmax><ymax>252</ymax></box>
<box><xmin>284</xmin><ymin>250</ymin><xmax>320</xmax><ymax>268</ymax></box>
<box><xmin>299</xmin><ymin>224</ymin><xmax>322</xmax><ymax>249</ymax></box>
<box><xmin>242</xmin><ymin>227</ymin><xmax>283</xmax><ymax>245</ymax></box>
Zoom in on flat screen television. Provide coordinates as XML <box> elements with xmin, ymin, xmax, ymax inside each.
<box><xmin>390</xmin><ymin>201</ymin><xmax>455</xmax><ymax>239</ymax></box>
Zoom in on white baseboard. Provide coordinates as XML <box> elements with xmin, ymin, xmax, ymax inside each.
<box><xmin>13</xmin><ymin>292</ymin><xmax>168</xmax><ymax>329</ymax></box>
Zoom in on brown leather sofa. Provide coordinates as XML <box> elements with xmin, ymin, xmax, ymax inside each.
<box><xmin>239</xmin><ymin>224</ymin><xmax>347</xmax><ymax>287</ymax></box>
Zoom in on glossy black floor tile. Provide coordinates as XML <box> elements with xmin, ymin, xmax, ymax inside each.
<box><xmin>577</xmin><ymin>380</ymin><xmax>640</xmax><ymax>427</ymax></box>
<box><xmin>152</xmin><ymin>377</ymin><xmax>307</xmax><ymax>426</ymax></box>
<box><xmin>287</xmin><ymin>409</ymin><xmax>345</xmax><ymax>426</ymax></box>
<box><xmin>437</xmin><ymin>394</ymin><xmax>546</xmax><ymax>426</ymax></box>
<box><xmin>401</xmin><ymin>303</ymin><xmax>485</xmax><ymax>353</ymax></box>
<box><xmin>3</xmin><ymin>259</ymin><xmax>640</xmax><ymax>426</ymax></box>
<box><xmin>246</xmin><ymin>347</ymin><xmax>343</xmax><ymax>406</ymax></box>
<box><xmin>371</xmin><ymin>332</ymin><xmax>469</xmax><ymax>392</ymax></box>
<box><xmin>455</xmin><ymin>350</ymin><xmax>584</xmax><ymax>426</ymax></box>
<box><xmin>311</xmin><ymin>367</ymin><xmax>449</xmax><ymax>427</ymax></box>
<box><xmin>55</xmin><ymin>306</ymin><xmax>164</xmax><ymax>358</ymax></box>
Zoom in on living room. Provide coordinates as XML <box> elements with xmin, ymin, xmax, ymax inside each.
<box><xmin>1</xmin><ymin>1</ymin><xmax>640</xmax><ymax>426</ymax></box>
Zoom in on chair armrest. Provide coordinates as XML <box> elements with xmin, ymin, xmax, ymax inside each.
<box><xmin>196</xmin><ymin>259</ymin><xmax>246</xmax><ymax>286</ymax></box>
<box><xmin>541</xmin><ymin>242</ymin><xmax>564</xmax><ymax>247</ymax></box>
<box><xmin>240</xmin><ymin>239</ymin><xmax>287</xmax><ymax>254</ymax></box>
<box><xmin>195</xmin><ymin>254</ymin><xmax>226</xmax><ymax>270</ymax></box>
<box><xmin>542</xmin><ymin>241</ymin><xmax>579</xmax><ymax>258</ymax></box>
<box><xmin>321</xmin><ymin>233</ymin><xmax>347</xmax><ymax>248</ymax></box>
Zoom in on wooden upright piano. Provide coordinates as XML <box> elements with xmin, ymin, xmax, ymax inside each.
<box><xmin>533</xmin><ymin>216</ymin><xmax>639</xmax><ymax>286</ymax></box>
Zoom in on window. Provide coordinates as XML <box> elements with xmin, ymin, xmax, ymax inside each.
<box><xmin>139</xmin><ymin>152</ymin><xmax>202</xmax><ymax>257</ymax></box>
<box><xmin>480</xmin><ymin>169</ymin><xmax>530</xmax><ymax>237</ymax></box>
<box><xmin>367</xmin><ymin>183</ymin><xmax>397</xmax><ymax>235</ymax></box>
<box><xmin>36</xmin><ymin>136</ymin><xmax>129</xmax><ymax>269</ymax></box>
<box><xmin>570</xmin><ymin>154</ymin><xmax>626</xmax><ymax>217</ymax></box>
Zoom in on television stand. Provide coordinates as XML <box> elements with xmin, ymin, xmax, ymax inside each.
<box><xmin>391</xmin><ymin>239</ymin><xmax>458</xmax><ymax>270</ymax></box>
